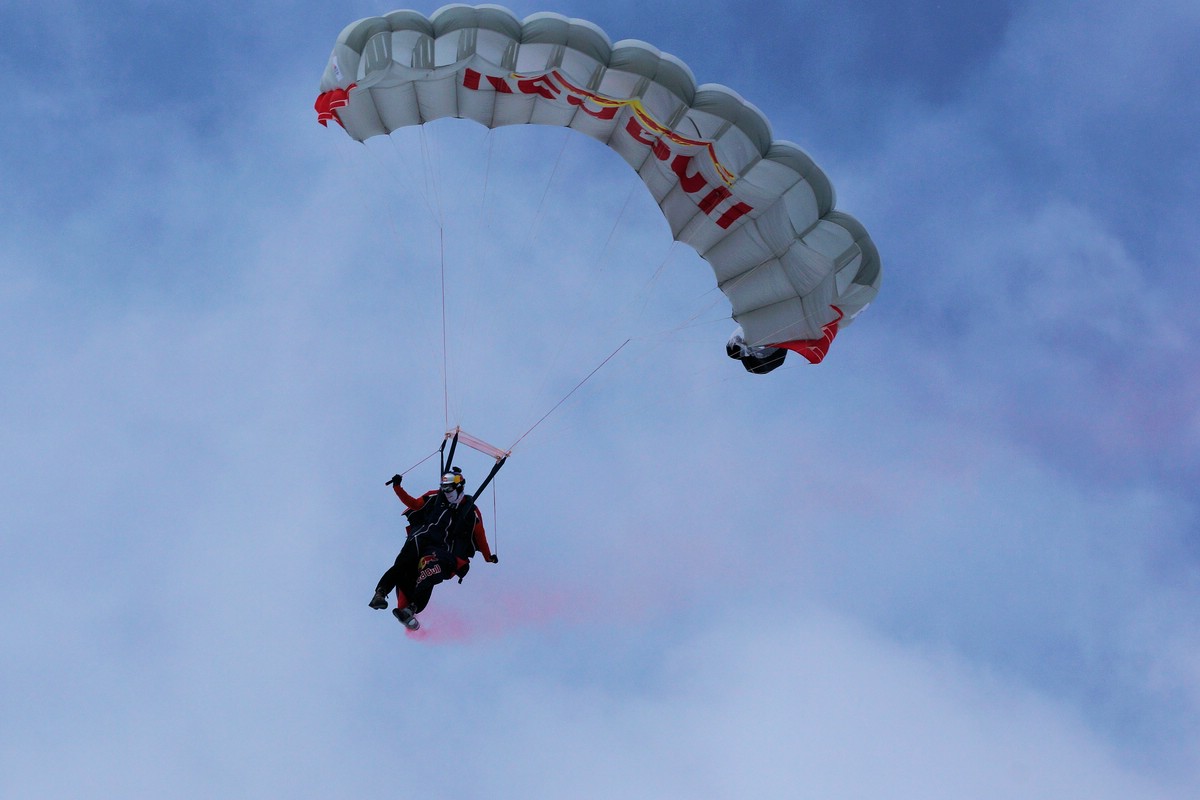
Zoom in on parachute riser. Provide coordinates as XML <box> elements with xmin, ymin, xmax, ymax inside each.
<box><xmin>471</xmin><ymin>456</ymin><xmax>507</xmax><ymax>503</ymax></box>
<box><xmin>441</xmin><ymin>429</ymin><xmax>460</xmax><ymax>475</ymax></box>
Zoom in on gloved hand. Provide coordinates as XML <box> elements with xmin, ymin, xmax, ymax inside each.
<box><xmin>386</xmin><ymin>473</ymin><xmax>403</xmax><ymax>486</ymax></box>
<box><xmin>487</xmin><ymin>554</ymin><xmax>499</xmax><ymax>564</ymax></box>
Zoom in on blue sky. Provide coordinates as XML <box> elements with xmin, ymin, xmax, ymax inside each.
<box><xmin>3</xmin><ymin>1</ymin><xmax>1198</xmax><ymax>797</ymax></box>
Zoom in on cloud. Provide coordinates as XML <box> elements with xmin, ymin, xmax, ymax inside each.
<box><xmin>431</xmin><ymin>609</ymin><xmax>1191</xmax><ymax>799</ymax></box>
<box><xmin>846</xmin><ymin>0</ymin><xmax>1200</xmax><ymax>493</ymax></box>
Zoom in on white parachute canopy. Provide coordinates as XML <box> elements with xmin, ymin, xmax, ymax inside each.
<box><xmin>316</xmin><ymin>4</ymin><xmax>880</xmax><ymax>368</ymax></box>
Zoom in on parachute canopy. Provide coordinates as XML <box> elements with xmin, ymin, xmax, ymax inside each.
<box><xmin>316</xmin><ymin>5</ymin><xmax>880</xmax><ymax>369</ymax></box>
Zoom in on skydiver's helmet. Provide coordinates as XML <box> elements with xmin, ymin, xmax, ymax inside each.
<box><xmin>440</xmin><ymin>468</ymin><xmax>465</xmax><ymax>501</ymax></box>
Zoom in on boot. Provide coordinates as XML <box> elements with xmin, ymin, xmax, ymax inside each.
<box><xmin>393</xmin><ymin>606</ymin><xmax>420</xmax><ymax>631</ymax></box>
<box><xmin>368</xmin><ymin>591</ymin><xmax>388</xmax><ymax>610</ymax></box>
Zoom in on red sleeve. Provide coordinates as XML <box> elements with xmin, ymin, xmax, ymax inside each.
<box><xmin>471</xmin><ymin>509</ymin><xmax>493</xmax><ymax>560</ymax></box>
<box><xmin>393</xmin><ymin>484</ymin><xmax>431</xmax><ymax>511</ymax></box>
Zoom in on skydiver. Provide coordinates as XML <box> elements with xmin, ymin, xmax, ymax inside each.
<box><xmin>369</xmin><ymin>468</ymin><xmax>498</xmax><ymax>630</ymax></box>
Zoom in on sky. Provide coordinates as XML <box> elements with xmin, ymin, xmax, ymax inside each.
<box><xmin>2</xmin><ymin>0</ymin><xmax>1198</xmax><ymax>797</ymax></box>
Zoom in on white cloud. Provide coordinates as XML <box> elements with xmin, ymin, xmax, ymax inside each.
<box><xmin>431</xmin><ymin>609</ymin><xmax>1190</xmax><ymax>799</ymax></box>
